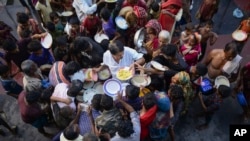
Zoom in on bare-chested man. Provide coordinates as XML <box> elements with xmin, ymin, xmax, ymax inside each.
<box><xmin>203</xmin><ymin>42</ymin><xmax>241</xmax><ymax>82</ymax></box>
<box><xmin>198</xmin><ymin>20</ymin><xmax>218</xmax><ymax>61</ymax></box>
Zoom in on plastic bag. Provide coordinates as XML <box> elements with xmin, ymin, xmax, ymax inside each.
<box><xmin>233</xmin><ymin>8</ymin><xmax>244</xmax><ymax>18</ymax></box>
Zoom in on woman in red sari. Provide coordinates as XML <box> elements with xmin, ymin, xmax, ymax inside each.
<box><xmin>158</xmin><ymin>0</ymin><xmax>182</xmax><ymax>42</ymax></box>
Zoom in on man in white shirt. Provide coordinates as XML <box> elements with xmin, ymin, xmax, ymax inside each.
<box><xmin>72</xmin><ymin>0</ymin><xmax>105</xmax><ymax>22</ymax></box>
<box><xmin>102</xmin><ymin>40</ymin><xmax>145</xmax><ymax>78</ymax></box>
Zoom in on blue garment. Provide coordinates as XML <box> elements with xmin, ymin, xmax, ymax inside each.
<box><xmin>29</xmin><ymin>48</ymin><xmax>54</xmax><ymax>67</ymax></box>
<box><xmin>102</xmin><ymin>17</ymin><xmax>116</xmax><ymax>39</ymax></box>
<box><xmin>78</xmin><ymin>109</ymin><xmax>100</xmax><ymax>135</ymax></box>
<box><xmin>0</xmin><ymin>78</ymin><xmax>23</xmax><ymax>95</ymax></box>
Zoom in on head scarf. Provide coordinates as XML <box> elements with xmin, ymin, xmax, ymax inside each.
<box><xmin>145</xmin><ymin>19</ymin><xmax>162</xmax><ymax>35</ymax></box>
<box><xmin>133</xmin><ymin>6</ymin><xmax>147</xmax><ymax>18</ymax></box>
<box><xmin>176</xmin><ymin>71</ymin><xmax>190</xmax><ymax>85</ymax></box>
<box><xmin>176</xmin><ymin>71</ymin><xmax>193</xmax><ymax>98</ymax></box>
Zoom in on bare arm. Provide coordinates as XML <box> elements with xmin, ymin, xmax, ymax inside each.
<box><xmin>50</xmin><ymin>96</ymin><xmax>72</xmax><ymax>105</ymax></box>
<box><xmin>209</xmin><ymin>32</ymin><xmax>218</xmax><ymax>46</ymax></box>
<box><xmin>198</xmin><ymin>92</ymin><xmax>207</xmax><ymax>111</ymax></box>
<box><xmin>69</xmin><ymin>104</ymin><xmax>82</xmax><ymax>125</ymax></box>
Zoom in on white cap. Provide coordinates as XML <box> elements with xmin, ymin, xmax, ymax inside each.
<box><xmin>214</xmin><ymin>75</ymin><xmax>230</xmax><ymax>89</ymax></box>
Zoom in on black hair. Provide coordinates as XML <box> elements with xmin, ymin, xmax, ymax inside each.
<box><xmin>0</xmin><ymin>64</ymin><xmax>9</xmax><ymax>76</ymax></box>
<box><xmin>27</xmin><ymin>40</ymin><xmax>43</xmax><ymax>52</ymax></box>
<box><xmin>126</xmin><ymin>85</ymin><xmax>140</xmax><ymax>100</ymax></box>
<box><xmin>100</xmin><ymin>8</ymin><xmax>111</xmax><ymax>21</ymax></box>
<box><xmin>45</xmin><ymin>21</ymin><xmax>55</xmax><ymax>32</ymax></box>
<box><xmin>69</xmin><ymin>16</ymin><xmax>80</xmax><ymax>25</ymax></box>
<box><xmin>63</xmin><ymin>61</ymin><xmax>81</xmax><ymax>76</ymax></box>
<box><xmin>196</xmin><ymin>63</ymin><xmax>208</xmax><ymax>76</ymax></box>
<box><xmin>109</xmin><ymin>40</ymin><xmax>124</xmax><ymax>55</ymax></box>
<box><xmin>117</xmin><ymin>119</ymin><xmax>134</xmax><ymax>138</ymax></box>
<box><xmin>73</xmin><ymin>37</ymin><xmax>91</xmax><ymax>52</ymax></box>
<box><xmin>185</xmin><ymin>23</ymin><xmax>194</xmax><ymax>31</ymax></box>
<box><xmin>100</xmin><ymin>94</ymin><xmax>113</xmax><ymax>111</ymax></box>
<box><xmin>16</xmin><ymin>12</ymin><xmax>29</xmax><ymax>24</ymax></box>
<box><xmin>151</xmin><ymin>1</ymin><xmax>160</xmax><ymax>12</ymax></box>
<box><xmin>205</xmin><ymin>20</ymin><xmax>214</xmax><ymax>27</ymax></box>
<box><xmin>63</xmin><ymin>124</ymin><xmax>79</xmax><ymax>140</ymax></box>
<box><xmin>169</xmin><ymin>84</ymin><xmax>184</xmax><ymax>100</ymax></box>
<box><xmin>49</xmin><ymin>11</ymin><xmax>59</xmax><ymax>21</ymax></box>
<box><xmin>142</xmin><ymin>92</ymin><xmax>156</xmax><ymax>110</ymax></box>
<box><xmin>100</xmin><ymin>39</ymin><xmax>110</xmax><ymax>51</ymax></box>
<box><xmin>67</xmin><ymin>80</ymin><xmax>83</xmax><ymax>97</ymax></box>
<box><xmin>161</xmin><ymin>44</ymin><xmax>177</xmax><ymax>57</ymax></box>
<box><xmin>83</xmin><ymin>133</ymin><xmax>99</xmax><ymax>141</ymax></box>
<box><xmin>91</xmin><ymin>94</ymin><xmax>102</xmax><ymax>111</ymax></box>
<box><xmin>218</xmin><ymin>85</ymin><xmax>231</xmax><ymax>98</ymax></box>
<box><xmin>40</xmin><ymin>86</ymin><xmax>54</xmax><ymax>102</ymax></box>
<box><xmin>20</xmin><ymin>29</ymin><xmax>32</xmax><ymax>38</ymax></box>
<box><xmin>148</xmin><ymin>74</ymin><xmax>164</xmax><ymax>91</ymax></box>
<box><xmin>60</xmin><ymin>106</ymin><xmax>74</xmax><ymax>119</ymax></box>
<box><xmin>224</xmin><ymin>42</ymin><xmax>237</xmax><ymax>57</ymax></box>
<box><xmin>56</xmin><ymin>36</ymin><xmax>67</xmax><ymax>47</ymax></box>
<box><xmin>2</xmin><ymin>39</ymin><xmax>17</xmax><ymax>52</ymax></box>
<box><xmin>26</xmin><ymin>90</ymin><xmax>41</xmax><ymax>104</ymax></box>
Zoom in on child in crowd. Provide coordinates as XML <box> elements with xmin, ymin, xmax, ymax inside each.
<box><xmin>50</xmin><ymin>12</ymin><xmax>64</xmax><ymax>32</ymax></box>
<box><xmin>82</xmin><ymin>12</ymin><xmax>101</xmax><ymax>39</ymax></box>
<box><xmin>2</xmin><ymin>38</ymin><xmax>30</xmax><ymax>73</ymax></box>
<box><xmin>16</xmin><ymin>12</ymin><xmax>42</xmax><ymax>39</ymax></box>
<box><xmin>53</xmin><ymin>36</ymin><xmax>69</xmax><ymax>62</ymax></box>
<box><xmin>198</xmin><ymin>20</ymin><xmax>218</xmax><ymax>61</ymax></box>
<box><xmin>100</xmin><ymin>8</ymin><xmax>117</xmax><ymax>41</ymax></box>
<box><xmin>0</xmin><ymin>64</ymin><xmax>23</xmax><ymax>98</ymax></box>
<box><xmin>196</xmin><ymin>76</ymin><xmax>231</xmax><ymax>130</ymax></box>
<box><xmin>168</xmin><ymin>84</ymin><xmax>184</xmax><ymax>141</ymax></box>
<box><xmin>27</xmin><ymin>40</ymin><xmax>55</xmax><ymax>67</ymax></box>
<box><xmin>180</xmin><ymin>33</ymin><xmax>201</xmax><ymax>67</ymax></box>
<box><xmin>116</xmin><ymin>85</ymin><xmax>142</xmax><ymax>112</ymax></box>
<box><xmin>180</xmin><ymin>23</ymin><xmax>195</xmax><ymax>45</ymax></box>
<box><xmin>45</xmin><ymin>22</ymin><xmax>63</xmax><ymax>50</ymax></box>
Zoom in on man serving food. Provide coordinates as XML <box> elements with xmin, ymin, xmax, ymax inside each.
<box><xmin>96</xmin><ymin>40</ymin><xmax>145</xmax><ymax>80</ymax></box>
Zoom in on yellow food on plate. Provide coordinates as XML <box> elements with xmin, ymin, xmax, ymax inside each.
<box><xmin>117</xmin><ymin>69</ymin><xmax>132</xmax><ymax>80</ymax></box>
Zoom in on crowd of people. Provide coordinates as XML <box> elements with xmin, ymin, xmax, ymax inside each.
<box><xmin>0</xmin><ymin>0</ymin><xmax>250</xmax><ymax>140</ymax></box>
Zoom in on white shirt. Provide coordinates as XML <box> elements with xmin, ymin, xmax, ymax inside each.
<box><xmin>72</xmin><ymin>0</ymin><xmax>97</xmax><ymax>22</ymax></box>
<box><xmin>70</xmin><ymin>70</ymin><xmax>85</xmax><ymax>82</ymax></box>
<box><xmin>52</xmin><ymin>83</ymin><xmax>76</xmax><ymax>110</ymax></box>
<box><xmin>103</xmin><ymin>47</ymin><xmax>143</xmax><ymax>78</ymax></box>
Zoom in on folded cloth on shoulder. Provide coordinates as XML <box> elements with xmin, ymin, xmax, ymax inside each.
<box><xmin>222</xmin><ymin>55</ymin><xmax>242</xmax><ymax>76</ymax></box>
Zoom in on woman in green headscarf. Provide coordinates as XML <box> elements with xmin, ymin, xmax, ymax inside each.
<box><xmin>171</xmin><ymin>71</ymin><xmax>194</xmax><ymax>115</ymax></box>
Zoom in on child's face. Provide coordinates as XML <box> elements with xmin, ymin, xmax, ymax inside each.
<box><xmin>171</xmin><ymin>74</ymin><xmax>179</xmax><ymax>85</ymax></box>
<box><xmin>71</xmin><ymin>24</ymin><xmax>79</xmax><ymax>31</ymax></box>
<box><xmin>87</xmin><ymin>14</ymin><xmax>94</xmax><ymax>19</ymax></box>
<box><xmin>188</xmin><ymin>35</ymin><xmax>196</xmax><ymax>46</ymax></box>
<box><xmin>53</xmin><ymin>17</ymin><xmax>60</xmax><ymax>24</ymax></box>
<box><xmin>204</xmin><ymin>25</ymin><xmax>212</xmax><ymax>32</ymax></box>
